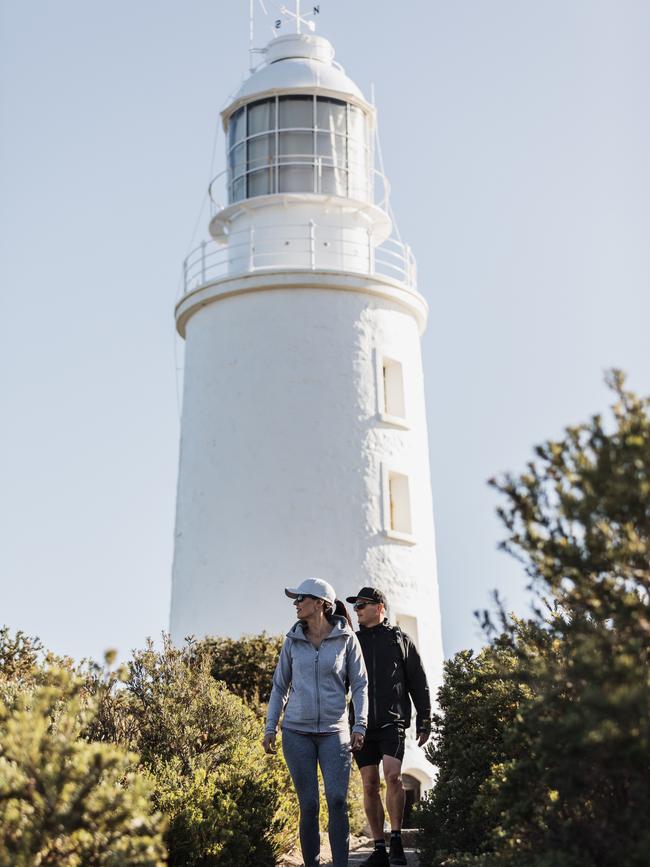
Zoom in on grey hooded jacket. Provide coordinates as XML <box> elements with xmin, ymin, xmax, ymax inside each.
<box><xmin>265</xmin><ymin>616</ymin><xmax>368</xmax><ymax>736</ymax></box>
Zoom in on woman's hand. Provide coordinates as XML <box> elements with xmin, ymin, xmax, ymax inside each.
<box><xmin>350</xmin><ymin>732</ymin><xmax>364</xmax><ymax>752</ymax></box>
<box><xmin>262</xmin><ymin>733</ymin><xmax>277</xmax><ymax>754</ymax></box>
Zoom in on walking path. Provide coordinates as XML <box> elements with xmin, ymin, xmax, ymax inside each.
<box><xmin>280</xmin><ymin>835</ymin><xmax>419</xmax><ymax>865</ymax></box>
<box><xmin>348</xmin><ymin>848</ymin><xmax>418</xmax><ymax>865</ymax></box>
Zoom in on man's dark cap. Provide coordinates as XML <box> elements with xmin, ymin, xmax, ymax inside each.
<box><xmin>345</xmin><ymin>587</ymin><xmax>387</xmax><ymax>605</ymax></box>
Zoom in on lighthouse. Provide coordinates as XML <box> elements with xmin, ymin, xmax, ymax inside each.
<box><xmin>170</xmin><ymin>13</ymin><xmax>444</xmax><ymax>790</ymax></box>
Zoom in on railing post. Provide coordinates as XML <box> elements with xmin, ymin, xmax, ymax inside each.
<box><xmin>201</xmin><ymin>240</ymin><xmax>206</xmax><ymax>284</ymax></box>
<box><xmin>367</xmin><ymin>227</ymin><xmax>374</xmax><ymax>275</ymax></box>
<box><xmin>405</xmin><ymin>243</ymin><xmax>415</xmax><ymax>288</ymax></box>
<box><xmin>249</xmin><ymin>225</ymin><xmax>255</xmax><ymax>272</ymax></box>
<box><xmin>183</xmin><ymin>257</ymin><xmax>188</xmax><ymax>294</ymax></box>
<box><xmin>309</xmin><ymin>220</ymin><xmax>316</xmax><ymax>270</ymax></box>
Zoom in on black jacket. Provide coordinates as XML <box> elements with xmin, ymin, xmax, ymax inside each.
<box><xmin>354</xmin><ymin>619</ymin><xmax>431</xmax><ymax>732</ymax></box>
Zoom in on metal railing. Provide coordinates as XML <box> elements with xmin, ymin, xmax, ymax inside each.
<box><xmin>207</xmin><ymin>156</ymin><xmax>391</xmax><ymax>214</ymax></box>
<box><xmin>181</xmin><ymin>222</ymin><xmax>417</xmax><ymax>295</ymax></box>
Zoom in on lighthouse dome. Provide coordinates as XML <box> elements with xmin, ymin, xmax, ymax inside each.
<box><xmin>227</xmin><ymin>33</ymin><xmax>367</xmax><ymax>108</ymax></box>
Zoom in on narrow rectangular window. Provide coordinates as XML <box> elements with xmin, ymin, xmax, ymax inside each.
<box><xmin>377</xmin><ymin>355</ymin><xmax>407</xmax><ymax>427</ymax></box>
<box><xmin>383</xmin><ymin>358</ymin><xmax>405</xmax><ymax>419</ymax></box>
<box><xmin>388</xmin><ymin>471</ymin><xmax>412</xmax><ymax>535</ymax></box>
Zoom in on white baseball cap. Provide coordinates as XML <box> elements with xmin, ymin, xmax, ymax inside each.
<box><xmin>285</xmin><ymin>578</ymin><xmax>336</xmax><ymax>605</ymax></box>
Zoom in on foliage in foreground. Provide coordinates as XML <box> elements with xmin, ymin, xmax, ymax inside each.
<box><xmin>0</xmin><ymin>629</ymin><xmax>298</xmax><ymax>866</ymax></box>
<box><xmin>0</xmin><ymin>662</ymin><xmax>165</xmax><ymax>867</ymax></box>
<box><xmin>198</xmin><ymin>632</ymin><xmax>284</xmax><ymax>711</ymax></box>
<box><xmin>91</xmin><ymin>636</ymin><xmax>297</xmax><ymax>867</ymax></box>
<box><xmin>417</xmin><ymin>371</ymin><xmax>650</xmax><ymax>867</ymax></box>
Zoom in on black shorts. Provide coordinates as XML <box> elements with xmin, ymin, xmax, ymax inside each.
<box><xmin>355</xmin><ymin>725</ymin><xmax>405</xmax><ymax>769</ymax></box>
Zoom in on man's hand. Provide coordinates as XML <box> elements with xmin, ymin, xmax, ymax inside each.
<box><xmin>350</xmin><ymin>732</ymin><xmax>365</xmax><ymax>752</ymax></box>
<box><xmin>262</xmin><ymin>733</ymin><xmax>277</xmax><ymax>754</ymax></box>
<box><xmin>417</xmin><ymin>728</ymin><xmax>430</xmax><ymax>747</ymax></box>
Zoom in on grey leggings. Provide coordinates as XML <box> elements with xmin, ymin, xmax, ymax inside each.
<box><xmin>282</xmin><ymin>728</ymin><xmax>352</xmax><ymax>867</ymax></box>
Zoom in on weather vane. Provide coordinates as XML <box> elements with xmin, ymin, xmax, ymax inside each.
<box><xmin>249</xmin><ymin>0</ymin><xmax>321</xmax><ymax>70</ymax></box>
<box><xmin>276</xmin><ymin>1</ymin><xmax>320</xmax><ymax>34</ymax></box>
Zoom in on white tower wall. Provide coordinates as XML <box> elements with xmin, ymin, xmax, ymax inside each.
<box><xmin>170</xmin><ymin>29</ymin><xmax>444</xmax><ymax>789</ymax></box>
<box><xmin>172</xmin><ymin>281</ymin><xmax>440</xmax><ymax>662</ymax></box>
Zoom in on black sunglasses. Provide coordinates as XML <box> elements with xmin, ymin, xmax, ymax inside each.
<box><xmin>353</xmin><ymin>600</ymin><xmax>377</xmax><ymax>610</ymax></box>
<box><xmin>294</xmin><ymin>594</ymin><xmax>320</xmax><ymax>603</ymax></box>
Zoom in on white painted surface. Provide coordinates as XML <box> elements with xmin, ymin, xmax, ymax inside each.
<box><xmin>171</xmin><ymin>282</ymin><xmax>443</xmax><ymax>679</ymax></box>
<box><xmin>228</xmin><ymin>34</ymin><xmax>367</xmax><ymax>114</ymax></box>
<box><xmin>170</xmin><ymin>29</ymin><xmax>444</xmax><ymax>791</ymax></box>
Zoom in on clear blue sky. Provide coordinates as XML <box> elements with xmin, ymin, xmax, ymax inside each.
<box><xmin>1</xmin><ymin>0</ymin><xmax>649</xmax><ymax>663</ymax></box>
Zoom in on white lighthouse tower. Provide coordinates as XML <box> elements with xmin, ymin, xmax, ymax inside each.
<box><xmin>170</xmin><ymin>10</ymin><xmax>444</xmax><ymax>790</ymax></box>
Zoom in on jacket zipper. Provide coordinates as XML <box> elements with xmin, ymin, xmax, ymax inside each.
<box><xmin>371</xmin><ymin>630</ymin><xmax>377</xmax><ymax>725</ymax></box>
<box><xmin>315</xmin><ymin>646</ymin><xmax>320</xmax><ymax>731</ymax></box>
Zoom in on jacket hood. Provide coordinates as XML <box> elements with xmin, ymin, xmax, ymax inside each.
<box><xmin>287</xmin><ymin>615</ymin><xmax>353</xmax><ymax>641</ymax></box>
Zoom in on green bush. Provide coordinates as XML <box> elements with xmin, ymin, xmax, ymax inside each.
<box><xmin>415</xmin><ymin>630</ymin><xmax>533</xmax><ymax>864</ymax></box>
<box><xmin>0</xmin><ymin>667</ymin><xmax>165</xmax><ymax>867</ymax></box>
<box><xmin>1</xmin><ymin>625</ymin><xmax>364</xmax><ymax>861</ymax></box>
<box><xmin>197</xmin><ymin>633</ymin><xmax>284</xmax><ymax>711</ymax></box>
<box><xmin>97</xmin><ymin>637</ymin><xmax>297</xmax><ymax>866</ymax></box>
<box><xmin>417</xmin><ymin>372</ymin><xmax>650</xmax><ymax>867</ymax></box>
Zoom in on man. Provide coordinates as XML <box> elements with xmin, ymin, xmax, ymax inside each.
<box><xmin>345</xmin><ymin>587</ymin><xmax>431</xmax><ymax>867</ymax></box>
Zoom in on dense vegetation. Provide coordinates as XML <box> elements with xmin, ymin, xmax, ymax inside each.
<box><xmin>416</xmin><ymin>371</ymin><xmax>650</xmax><ymax>867</ymax></box>
<box><xmin>0</xmin><ymin>626</ymin><xmax>367</xmax><ymax>866</ymax></box>
<box><xmin>0</xmin><ymin>630</ymin><xmax>296</xmax><ymax>867</ymax></box>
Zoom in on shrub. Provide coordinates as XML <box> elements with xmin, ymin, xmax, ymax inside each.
<box><xmin>415</xmin><ymin>630</ymin><xmax>533</xmax><ymax>864</ymax></box>
<box><xmin>0</xmin><ymin>667</ymin><xmax>166</xmax><ymax>867</ymax></box>
<box><xmin>104</xmin><ymin>637</ymin><xmax>297</xmax><ymax>866</ymax></box>
<box><xmin>196</xmin><ymin>632</ymin><xmax>283</xmax><ymax>711</ymax></box>
<box><xmin>417</xmin><ymin>372</ymin><xmax>650</xmax><ymax>867</ymax></box>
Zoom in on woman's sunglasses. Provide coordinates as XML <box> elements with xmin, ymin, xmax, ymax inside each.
<box><xmin>294</xmin><ymin>594</ymin><xmax>320</xmax><ymax>603</ymax></box>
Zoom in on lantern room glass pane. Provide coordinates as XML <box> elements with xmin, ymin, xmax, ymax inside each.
<box><xmin>248</xmin><ymin>99</ymin><xmax>276</xmax><ymax>135</ymax></box>
<box><xmin>279</xmin><ymin>131</ymin><xmax>313</xmax><ymax>159</ymax></box>
<box><xmin>231</xmin><ymin>176</ymin><xmax>246</xmax><ymax>202</ymax></box>
<box><xmin>248</xmin><ymin>134</ymin><xmax>275</xmax><ymax>170</ymax></box>
<box><xmin>316</xmin><ymin>98</ymin><xmax>347</xmax><ymax>134</ymax></box>
<box><xmin>279</xmin><ymin>165</ymin><xmax>314</xmax><ymax>193</ymax></box>
<box><xmin>229</xmin><ymin>107</ymin><xmax>246</xmax><ymax>147</ymax></box>
<box><xmin>279</xmin><ymin>96</ymin><xmax>314</xmax><ymax>129</ymax></box>
<box><xmin>348</xmin><ymin>139</ymin><xmax>366</xmax><ymax>169</ymax></box>
<box><xmin>316</xmin><ymin>132</ymin><xmax>347</xmax><ymax>166</ymax></box>
<box><xmin>230</xmin><ymin>142</ymin><xmax>246</xmax><ymax>179</ymax></box>
<box><xmin>348</xmin><ymin>105</ymin><xmax>366</xmax><ymax>143</ymax></box>
<box><xmin>320</xmin><ymin>167</ymin><xmax>348</xmax><ymax>196</ymax></box>
<box><xmin>248</xmin><ymin>169</ymin><xmax>273</xmax><ymax>197</ymax></box>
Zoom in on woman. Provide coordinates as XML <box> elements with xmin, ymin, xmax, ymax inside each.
<box><xmin>263</xmin><ymin>577</ymin><xmax>368</xmax><ymax>867</ymax></box>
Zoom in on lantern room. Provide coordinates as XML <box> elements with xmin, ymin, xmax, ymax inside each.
<box><xmin>221</xmin><ymin>33</ymin><xmax>374</xmax><ymax>206</ymax></box>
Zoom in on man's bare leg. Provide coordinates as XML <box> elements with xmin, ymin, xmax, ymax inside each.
<box><xmin>359</xmin><ymin>764</ymin><xmax>384</xmax><ymax>840</ymax></box>
<box><xmin>382</xmin><ymin>755</ymin><xmax>405</xmax><ymax>831</ymax></box>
